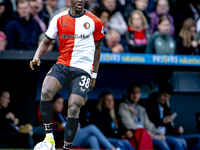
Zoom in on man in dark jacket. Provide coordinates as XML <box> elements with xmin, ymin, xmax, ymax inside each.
<box><xmin>146</xmin><ymin>82</ymin><xmax>200</xmax><ymax>150</ymax></box>
<box><xmin>6</xmin><ymin>0</ymin><xmax>42</xmax><ymax>50</ymax></box>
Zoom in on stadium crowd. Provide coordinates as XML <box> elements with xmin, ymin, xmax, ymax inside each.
<box><xmin>0</xmin><ymin>0</ymin><xmax>200</xmax><ymax>54</ymax></box>
<box><xmin>1</xmin><ymin>0</ymin><xmax>200</xmax><ymax>149</ymax></box>
<box><xmin>1</xmin><ymin>82</ymin><xmax>200</xmax><ymax>149</ymax></box>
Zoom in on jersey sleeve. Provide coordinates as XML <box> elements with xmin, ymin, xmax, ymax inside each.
<box><xmin>45</xmin><ymin>16</ymin><xmax>58</xmax><ymax>40</ymax></box>
<box><xmin>93</xmin><ymin>18</ymin><xmax>105</xmax><ymax>42</ymax></box>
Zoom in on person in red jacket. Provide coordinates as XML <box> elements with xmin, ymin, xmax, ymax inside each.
<box><xmin>125</xmin><ymin>10</ymin><xmax>151</xmax><ymax>53</ymax></box>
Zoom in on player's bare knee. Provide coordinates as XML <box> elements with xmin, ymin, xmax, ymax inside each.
<box><xmin>68</xmin><ymin>103</ymin><xmax>80</xmax><ymax>118</ymax></box>
<box><xmin>41</xmin><ymin>88</ymin><xmax>54</xmax><ymax>101</ymax></box>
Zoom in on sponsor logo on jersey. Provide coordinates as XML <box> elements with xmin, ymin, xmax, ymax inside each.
<box><xmin>60</xmin><ymin>34</ymin><xmax>90</xmax><ymax>39</ymax></box>
<box><xmin>83</xmin><ymin>22</ymin><xmax>90</xmax><ymax>29</ymax></box>
<box><xmin>61</xmin><ymin>23</ymin><xmax>67</xmax><ymax>27</ymax></box>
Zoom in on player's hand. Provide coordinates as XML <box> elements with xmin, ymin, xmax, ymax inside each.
<box><xmin>30</xmin><ymin>58</ymin><xmax>41</xmax><ymax>70</ymax></box>
<box><xmin>89</xmin><ymin>78</ymin><xmax>96</xmax><ymax>91</ymax></box>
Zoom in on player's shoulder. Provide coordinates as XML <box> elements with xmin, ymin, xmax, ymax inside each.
<box><xmin>51</xmin><ymin>9</ymin><xmax>69</xmax><ymax>22</ymax></box>
<box><xmin>84</xmin><ymin>10</ymin><xmax>102</xmax><ymax>24</ymax></box>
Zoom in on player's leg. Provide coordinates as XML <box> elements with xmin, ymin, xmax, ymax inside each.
<box><xmin>63</xmin><ymin>94</ymin><xmax>84</xmax><ymax>149</ymax></box>
<box><xmin>63</xmin><ymin>70</ymin><xmax>91</xmax><ymax>149</ymax></box>
<box><xmin>40</xmin><ymin>75</ymin><xmax>62</xmax><ymax>134</ymax></box>
<box><xmin>40</xmin><ymin>64</ymin><xmax>66</xmax><ymax>139</ymax></box>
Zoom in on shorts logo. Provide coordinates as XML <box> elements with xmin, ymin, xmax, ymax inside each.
<box><xmin>80</xmin><ymin>87</ymin><xmax>86</xmax><ymax>92</ymax></box>
<box><xmin>84</xmin><ymin>22</ymin><xmax>90</xmax><ymax>29</ymax></box>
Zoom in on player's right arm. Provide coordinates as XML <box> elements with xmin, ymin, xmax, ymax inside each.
<box><xmin>30</xmin><ymin>14</ymin><xmax>58</xmax><ymax>70</ymax></box>
<box><xmin>30</xmin><ymin>37</ymin><xmax>53</xmax><ymax>70</ymax></box>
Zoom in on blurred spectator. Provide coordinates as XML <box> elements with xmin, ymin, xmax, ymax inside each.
<box><xmin>57</xmin><ymin>0</ymin><xmax>71</xmax><ymax>10</ymax></box>
<box><xmin>92</xmin><ymin>91</ymin><xmax>135</xmax><ymax>150</ymax></box>
<box><xmin>123</xmin><ymin>0</ymin><xmax>150</xmax><ymax>26</ymax></box>
<box><xmin>118</xmin><ymin>83</ymin><xmax>187</xmax><ymax>150</ymax></box>
<box><xmin>0</xmin><ymin>31</ymin><xmax>7</xmax><ymax>51</ymax></box>
<box><xmin>3</xmin><ymin>0</ymin><xmax>13</xmax><ymax>20</ymax></box>
<box><xmin>146</xmin><ymin>82</ymin><xmax>200</xmax><ymax>150</ymax></box>
<box><xmin>36</xmin><ymin>0</ymin><xmax>45</xmax><ymax>19</ymax></box>
<box><xmin>175</xmin><ymin>0</ymin><xmax>200</xmax><ymax>34</ymax></box>
<box><xmin>29</xmin><ymin>0</ymin><xmax>46</xmax><ymax>32</ymax></box>
<box><xmin>43</xmin><ymin>0</ymin><xmax>58</xmax><ymax>27</ymax></box>
<box><xmin>10</xmin><ymin>0</ymin><xmax>17</xmax><ymax>12</ymax></box>
<box><xmin>146</xmin><ymin>0</ymin><xmax>176</xmax><ymax>16</ymax></box>
<box><xmin>50</xmin><ymin>0</ymin><xmax>71</xmax><ymax>21</ymax></box>
<box><xmin>101</xmin><ymin>0</ymin><xmax>127</xmax><ymax>35</ymax></box>
<box><xmin>146</xmin><ymin>0</ymin><xmax>157</xmax><ymax>13</ymax></box>
<box><xmin>197</xmin><ymin>18</ymin><xmax>200</xmax><ymax>33</ymax></box>
<box><xmin>149</xmin><ymin>0</ymin><xmax>175</xmax><ymax>37</ymax></box>
<box><xmin>0</xmin><ymin>90</ymin><xmax>34</xmax><ymax>148</ymax></box>
<box><xmin>0</xmin><ymin>0</ymin><xmax>12</xmax><ymax>33</ymax></box>
<box><xmin>176</xmin><ymin>18</ymin><xmax>198</xmax><ymax>55</ymax></box>
<box><xmin>84</xmin><ymin>0</ymin><xmax>99</xmax><ymax>11</ymax></box>
<box><xmin>6</xmin><ymin>0</ymin><xmax>42</xmax><ymax>50</ymax></box>
<box><xmin>101</xmin><ymin>29</ymin><xmax>129</xmax><ymax>53</ymax></box>
<box><xmin>125</xmin><ymin>10</ymin><xmax>151</xmax><ymax>53</ymax></box>
<box><xmin>194</xmin><ymin>32</ymin><xmax>200</xmax><ymax>49</ymax></box>
<box><xmin>91</xmin><ymin>6</ymin><xmax>110</xmax><ymax>34</ymax></box>
<box><xmin>145</xmin><ymin>16</ymin><xmax>176</xmax><ymax>54</ymax></box>
<box><xmin>51</xmin><ymin>93</ymin><xmax>116</xmax><ymax>150</ymax></box>
<box><xmin>100</xmin><ymin>0</ymin><xmax>123</xmax><ymax>15</ymax></box>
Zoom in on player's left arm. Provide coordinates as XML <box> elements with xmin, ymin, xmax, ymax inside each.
<box><xmin>89</xmin><ymin>17</ymin><xmax>104</xmax><ymax>91</ymax></box>
<box><xmin>89</xmin><ymin>39</ymin><xmax>102</xmax><ymax>91</ymax></box>
<box><xmin>93</xmin><ymin>39</ymin><xmax>102</xmax><ymax>74</ymax></box>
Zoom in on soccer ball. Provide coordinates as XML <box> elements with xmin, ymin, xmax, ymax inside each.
<box><xmin>34</xmin><ymin>141</ymin><xmax>55</xmax><ymax>150</ymax></box>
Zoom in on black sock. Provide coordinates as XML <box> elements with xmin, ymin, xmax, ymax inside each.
<box><xmin>40</xmin><ymin>100</ymin><xmax>53</xmax><ymax>133</ymax></box>
<box><xmin>63</xmin><ymin>118</ymin><xmax>79</xmax><ymax>149</ymax></box>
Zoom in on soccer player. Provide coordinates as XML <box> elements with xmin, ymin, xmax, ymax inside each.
<box><xmin>29</xmin><ymin>0</ymin><xmax>104</xmax><ymax>149</ymax></box>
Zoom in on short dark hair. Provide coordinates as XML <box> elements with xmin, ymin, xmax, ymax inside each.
<box><xmin>52</xmin><ymin>93</ymin><xmax>63</xmax><ymax>103</ymax></box>
<box><xmin>127</xmin><ymin>83</ymin><xmax>141</xmax><ymax>98</ymax></box>
<box><xmin>158</xmin><ymin>82</ymin><xmax>173</xmax><ymax>95</ymax></box>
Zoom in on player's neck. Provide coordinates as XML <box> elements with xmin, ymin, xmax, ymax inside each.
<box><xmin>70</xmin><ymin>9</ymin><xmax>84</xmax><ymax>17</ymax></box>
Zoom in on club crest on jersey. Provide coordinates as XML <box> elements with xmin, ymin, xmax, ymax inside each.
<box><xmin>84</xmin><ymin>22</ymin><xmax>90</xmax><ymax>29</ymax></box>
